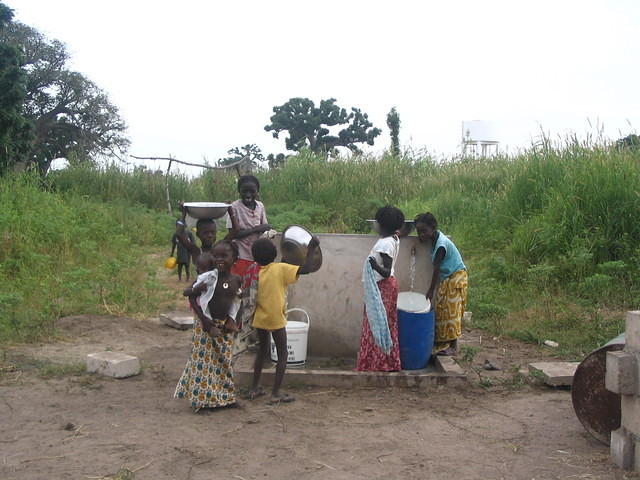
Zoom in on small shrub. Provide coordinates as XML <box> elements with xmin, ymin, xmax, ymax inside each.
<box><xmin>459</xmin><ymin>345</ymin><xmax>480</xmax><ymax>364</ymax></box>
<box><xmin>578</xmin><ymin>273</ymin><xmax>613</xmax><ymax>301</ymax></box>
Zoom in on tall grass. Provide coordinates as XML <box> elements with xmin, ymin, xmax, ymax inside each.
<box><xmin>11</xmin><ymin>139</ymin><xmax>640</xmax><ymax>355</ymax></box>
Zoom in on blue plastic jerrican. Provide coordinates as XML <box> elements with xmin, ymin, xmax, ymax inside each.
<box><xmin>397</xmin><ymin>292</ymin><xmax>435</xmax><ymax>370</ymax></box>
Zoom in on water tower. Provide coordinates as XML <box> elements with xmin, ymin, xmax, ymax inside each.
<box><xmin>461</xmin><ymin>120</ymin><xmax>499</xmax><ymax>157</ymax></box>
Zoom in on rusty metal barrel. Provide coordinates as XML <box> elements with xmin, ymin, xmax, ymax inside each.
<box><xmin>571</xmin><ymin>333</ymin><xmax>625</xmax><ymax>445</ymax></box>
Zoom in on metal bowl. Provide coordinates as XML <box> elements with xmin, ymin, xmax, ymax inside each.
<box><xmin>183</xmin><ymin>202</ymin><xmax>230</xmax><ymax>220</ymax></box>
<box><xmin>280</xmin><ymin>225</ymin><xmax>322</xmax><ymax>273</ymax></box>
<box><xmin>366</xmin><ymin>219</ymin><xmax>414</xmax><ymax>237</ymax></box>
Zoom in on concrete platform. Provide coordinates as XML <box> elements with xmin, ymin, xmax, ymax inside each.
<box><xmin>160</xmin><ymin>311</ymin><xmax>194</xmax><ymax>330</ymax></box>
<box><xmin>233</xmin><ymin>354</ymin><xmax>467</xmax><ymax>389</ymax></box>
<box><xmin>529</xmin><ymin>361</ymin><xmax>579</xmax><ymax>387</ymax></box>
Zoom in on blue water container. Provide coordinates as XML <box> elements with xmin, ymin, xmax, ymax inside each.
<box><xmin>397</xmin><ymin>292</ymin><xmax>435</xmax><ymax>370</ymax></box>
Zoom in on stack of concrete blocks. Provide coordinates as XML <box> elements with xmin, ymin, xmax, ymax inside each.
<box><xmin>606</xmin><ymin>311</ymin><xmax>640</xmax><ymax>471</ymax></box>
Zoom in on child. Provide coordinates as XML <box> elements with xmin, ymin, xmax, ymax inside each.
<box><xmin>175</xmin><ymin>202</ymin><xmax>220</xmax><ymax>265</ymax></box>
<box><xmin>183</xmin><ymin>252</ymin><xmax>240</xmax><ymax>336</ymax></box>
<box><xmin>246</xmin><ymin>236</ymin><xmax>320</xmax><ymax>405</ymax></box>
<box><xmin>171</xmin><ymin>220</ymin><xmax>194</xmax><ymax>282</ymax></box>
<box><xmin>225</xmin><ymin>175</ymin><xmax>271</xmax><ymax>288</ymax></box>
<box><xmin>356</xmin><ymin>205</ymin><xmax>405</xmax><ymax>372</ymax></box>
<box><xmin>414</xmin><ymin>212</ymin><xmax>467</xmax><ymax>356</ymax></box>
<box><xmin>174</xmin><ymin>240</ymin><xmax>242</xmax><ymax>411</ymax></box>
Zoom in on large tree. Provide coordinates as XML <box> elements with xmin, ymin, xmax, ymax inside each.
<box><xmin>0</xmin><ymin>3</ymin><xmax>32</xmax><ymax>174</ymax></box>
<box><xmin>0</xmin><ymin>20</ymin><xmax>129</xmax><ymax>173</ymax></box>
<box><xmin>265</xmin><ymin>98</ymin><xmax>381</xmax><ymax>154</ymax></box>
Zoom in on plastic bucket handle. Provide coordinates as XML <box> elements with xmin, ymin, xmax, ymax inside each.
<box><xmin>286</xmin><ymin>308</ymin><xmax>310</xmax><ymax>328</ymax></box>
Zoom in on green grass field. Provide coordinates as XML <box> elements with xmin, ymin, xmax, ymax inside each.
<box><xmin>2</xmin><ymin>140</ymin><xmax>639</xmax><ymax>357</ymax></box>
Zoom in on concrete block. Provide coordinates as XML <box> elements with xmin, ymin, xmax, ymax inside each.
<box><xmin>160</xmin><ymin>312</ymin><xmax>194</xmax><ymax>330</ymax></box>
<box><xmin>627</xmin><ymin>311</ymin><xmax>640</xmax><ymax>351</ymax></box>
<box><xmin>435</xmin><ymin>356</ymin><xmax>465</xmax><ymax>376</ymax></box>
<box><xmin>528</xmin><ymin>361</ymin><xmax>579</xmax><ymax>387</ymax></box>
<box><xmin>621</xmin><ymin>395</ymin><xmax>640</xmax><ymax>435</ymax></box>
<box><xmin>606</xmin><ymin>351</ymin><xmax>638</xmax><ymax>395</ymax></box>
<box><xmin>86</xmin><ymin>352</ymin><xmax>140</xmax><ymax>378</ymax></box>
<box><xmin>611</xmin><ymin>428</ymin><xmax>634</xmax><ymax>470</ymax></box>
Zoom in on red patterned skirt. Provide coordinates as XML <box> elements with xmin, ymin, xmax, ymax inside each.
<box><xmin>355</xmin><ymin>276</ymin><xmax>401</xmax><ymax>372</ymax></box>
<box><xmin>231</xmin><ymin>259</ymin><xmax>260</xmax><ymax>290</ymax></box>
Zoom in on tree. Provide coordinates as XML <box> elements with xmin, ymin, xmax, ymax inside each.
<box><xmin>218</xmin><ymin>144</ymin><xmax>264</xmax><ymax>174</ymax></box>
<box><xmin>386</xmin><ymin>107</ymin><xmax>401</xmax><ymax>156</ymax></box>
<box><xmin>265</xmin><ymin>97</ymin><xmax>381</xmax><ymax>154</ymax></box>
<box><xmin>0</xmin><ymin>21</ymin><xmax>129</xmax><ymax>173</ymax></box>
<box><xmin>0</xmin><ymin>3</ymin><xmax>32</xmax><ymax>174</ymax></box>
<box><xmin>617</xmin><ymin>134</ymin><xmax>640</xmax><ymax>150</ymax></box>
<box><xmin>266</xmin><ymin>153</ymin><xmax>286</xmax><ymax>169</ymax></box>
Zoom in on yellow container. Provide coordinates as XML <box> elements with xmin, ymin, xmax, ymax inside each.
<box><xmin>165</xmin><ymin>257</ymin><xmax>177</xmax><ymax>269</ymax></box>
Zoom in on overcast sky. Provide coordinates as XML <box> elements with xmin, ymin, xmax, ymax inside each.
<box><xmin>8</xmin><ymin>0</ymin><xmax>640</xmax><ymax>173</ymax></box>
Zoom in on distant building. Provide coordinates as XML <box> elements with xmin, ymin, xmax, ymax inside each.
<box><xmin>461</xmin><ymin>121</ymin><xmax>499</xmax><ymax>157</ymax></box>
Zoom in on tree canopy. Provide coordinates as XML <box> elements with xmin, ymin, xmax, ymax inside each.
<box><xmin>0</xmin><ymin>3</ymin><xmax>32</xmax><ymax>174</ymax></box>
<box><xmin>218</xmin><ymin>144</ymin><xmax>264</xmax><ymax>174</ymax></box>
<box><xmin>617</xmin><ymin>134</ymin><xmax>640</xmax><ymax>150</ymax></box>
<box><xmin>265</xmin><ymin>98</ymin><xmax>381</xmax><ymax>154</ymax></box>
<box><xmin>0</xmin><ymin>14</ymin><xmax>129</xmax><ymax>173</ymax></box>
<box><xmin>386</xmin><ymin>107</ymin><xmax>401</xmax><ymax>156</ymax></box>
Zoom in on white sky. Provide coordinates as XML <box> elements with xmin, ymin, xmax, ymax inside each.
<box><xmin>8</xmin><ymin>0</ymin><xmax>640</xmax><ymax>173</ymax></box>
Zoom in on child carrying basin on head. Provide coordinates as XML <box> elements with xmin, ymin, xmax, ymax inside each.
<box><xmin>175</xmin><ymin>202</ymin><xmax>221</xmax><ymax>265</ymax></box>
<box><xmin>356</xmin><ymin>205</ymin><xmax>405</xmax><ymax>372</ymax></box>
<box><xmin>246</xmin><ymin>236</ymin><xmax>320</xmax><ymax>405</ymax></box>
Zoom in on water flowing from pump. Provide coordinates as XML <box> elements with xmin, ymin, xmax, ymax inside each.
<box><xmin>409</xmin><ymin>246</ymin><xmax>416</xmax><ymax>292</ymax></box>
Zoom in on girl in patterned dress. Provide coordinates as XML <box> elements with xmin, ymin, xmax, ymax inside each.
<box><xmin>414</xmin><ymin>213</ymin><xmax>468</xmax><ymax>356</ymax></box>
<box><xmin>174</xmin><ymin>241</ymin><xmax>242</xmax><ymax>411</ymax></box>
<box><xmin>356</xmin><ymin>206</ymin><xmax>405</xmax><ymax>372</ymax></box>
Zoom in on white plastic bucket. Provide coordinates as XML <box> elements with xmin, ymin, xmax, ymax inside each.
<box><xmin>270</xmin><ymin>308</ymin><xmax>310</xmax><ymax>365</ymax></box>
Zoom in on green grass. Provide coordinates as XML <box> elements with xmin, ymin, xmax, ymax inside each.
<box><xmin>35</xmin><ymin>360</ymin><xmax>86</xmax><ymax>378</ymax></box>
<box><xmin>0</xmin><ymin>173</ymin><xmax>174</xmax><ymax>342</ymax></box>
<box><xmin>3</xmin><ymin>139</ymin><xmax>639</xmax><ymax>357</ymax></box>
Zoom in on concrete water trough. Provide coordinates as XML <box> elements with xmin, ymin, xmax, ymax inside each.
<box><xmin>233</xmin><ymin>233</ymin><xmax>467</xmax><ymax>389</ymax></box>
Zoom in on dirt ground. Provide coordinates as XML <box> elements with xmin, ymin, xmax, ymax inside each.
<box><xmin>0</xmin><ymin>268</ymin><xmax>637</xmax><ymax>480</ymax></box>
<box><xmin>1</xmin><ymin>313</ymin><xmax>637</xmax><ymax>480</ymax></box>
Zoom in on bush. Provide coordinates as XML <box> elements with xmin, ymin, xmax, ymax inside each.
<box><xmin>0</xmin><ymin>173</ymin><xmax>172</xmax><ymax>341</ymax></box>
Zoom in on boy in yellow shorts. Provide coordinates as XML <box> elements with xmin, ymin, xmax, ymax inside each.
<box><xmin>247</xmin><ymin>236</ymin><xmax>319</xmax><ymax>405</ymax></box>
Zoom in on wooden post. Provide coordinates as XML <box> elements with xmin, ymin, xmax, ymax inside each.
<box><xmin>165</xmin><ymin>157</ymin><xmax>173</xmax><ymax>216</ymax></box>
